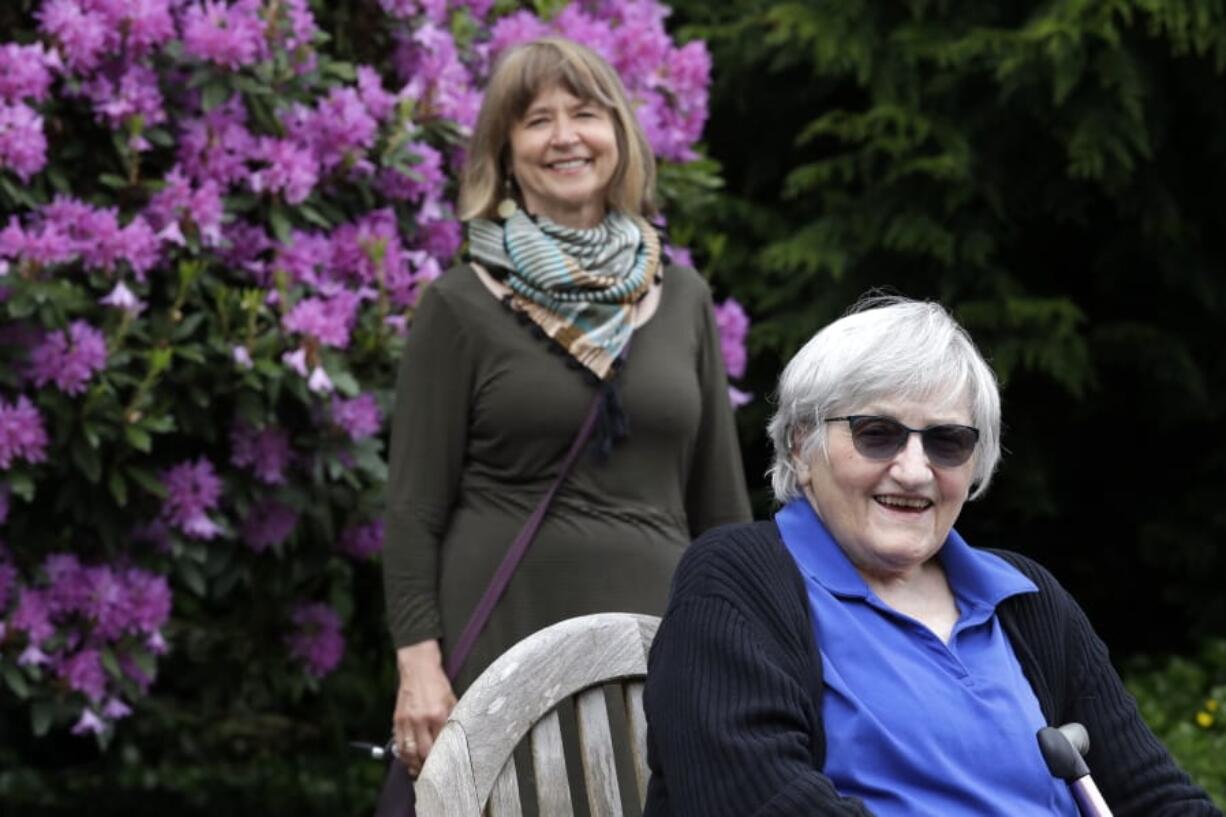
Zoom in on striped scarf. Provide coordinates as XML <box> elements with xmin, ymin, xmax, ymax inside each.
<box><xmin>468</xmin><ymin>210</ymin><xmax>661</xmax><ymax>380</ymax></box>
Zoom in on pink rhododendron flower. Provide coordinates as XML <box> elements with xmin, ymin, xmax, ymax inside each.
<box><xmin>146</xmin><ymin>166</ymin><xmax>224</xmax><ymax>247</ymax></box>
<box><xmin>182</xmin><ymin>0</ymin><xmax>268</xmax><ymax>70</ymax></box>
<box><xmin>286</xmin><ymin>602</ymin><xmax>344</xmax><ymax>678</ymax></box>
<box><xmin>250</xmin><ymin>137</ymin><xmax>319</xmax><ymax>204</ymax></box>
<box><xmin>487</xmin><ymin>10</ymin><xmax>549</xmax><ymax>56</ymax></box>
<box><xmin>394</xmin><ymin>22</ymin><xmax>481</xmax><ymax>129</ymax></box>
<box><xmin>712</xmin><ymin>297</ymin><xmax>749</xmax><ymax>379</ymax></box>
<box><xmin>666</xmin><ymin>243</ymin><xmax>694</xmax><ymax>269</ymax></box>
<box><xmin>11</xmin><ymin>587</ymin><xmax>55</xmax><ymax>643</ymax></box>
<box><xmin>177</xmin><ymin>97</ymin><xmax>257</xmax><ymax>186</ymax></box>
<box><xmin>331</xmin><ymin>394</ymin><xmax>382</xmax><ymax>440</ymax></box>
<box><xmin>282</xmin><ymin>290</ymin><xmax>363</xmax><ymax>348</ymax></box>
<box><xmin>59</xmin><ymin>647</ymin><xmax>107</xmax><ymax>702</ymax></box>
<box><xmin>308</xmin><ymin>366</ymin><xmax>333</xmax><ymax>394</ymax></box>
<box><xmin>271</xmin><ymin>0</ymin><xmax>319</xmax><ymax>55</ymax></box>
<box><xmin>160</xmin><ymin>458</ymin><xmax>223</xmax><ymax>539</ymax></box>
<box><xmin>120</xmin><ymin>567</ymin><xmax>172</xmax><ymax>634</ymax></box>
<box><xmin>0</xmin><ymin>395</ymin><xmax>49</xmax><ymax>468</ymax></box>
<box><xmin>294</xmin><ymin>87</ymin><xmax>380</xmax><ymax>175</ymax></box>
<box><xmin>0</xmin><ymin>43</ymin><xmax>60</xmax><ymax>103</ymax></box>
<box><xmin>378</xmin><ymin>141</ymin><xmax>445</xmax><ymax>203</ymax></box>
<box><xmin>84</xmin><ymin>63</ymin><xmax>166</xmax><ymax>131</ymax></box>
<box><xmin>337</xmin><ymin>520</ymin><xmax>383</xmax><ymax>560</ymax></box>
<box><xmin>230</xmin><ymin>422</ymin><xmax>292</xmax><ymax>485</ymax></box>
<box><xmin>272</xmin><ymin>230</ymin><xmax>333</xmax><ymax>289</ymax></box>
<box><xmin>19</xmin><ymin>643</ymin><xmax>51</xmax><ymax>668</ymax></box>
<box><xmin>26</xmin><ymin>321</ymin><xmax>108</xmax><ymax>395</ymax></box>
<box><xmin>356</xmin><ymin>65</ymin><xmax>397</xmax><ymax>121</ymax></box>
<box><xmin>110</xmin><ymin>0</ymin><xmax>178</xmax><ymax>56</ymax></box>
<box><xmin>241</xmin><ymin>499</ymin><xmax>298</xmax><ymax>552</ymax></box>
<box><xmin>0</xmin><ymin>102</ymin><xmax>48</xmax><ymax>182</ymax></box>
<box><xmin>102</xmin><ymin>697</ymin><xmax>132</xmax><ymax>720</ymax></box>
<box><xmin>282</xmin><ymin>347</ymin><xmax>308</xmax><ymax>376</ymax></box>
<box><xmin>100</xmin><ymin>281</ymin><xmax>146</xmax><ymax>314</ymax></box>
<box><xmin>415</xmin><ymin>219</ymin><xmax>461</xmax><ymax>265</ymax></box>
<box><xmin>71</xmin><ymin>707</ymin><xmax>106</xmax><ymax>736</ymax></box>
<box><xmin>37</xmin><ymin>0</ymin><xmax>111</xmax><ymax>73</ymax></box>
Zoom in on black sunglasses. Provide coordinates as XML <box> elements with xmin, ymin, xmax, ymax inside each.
<box><xmin>825</xmin><ymin>415</ymin><xmax>980</xmax><ymax>468</ymax></box>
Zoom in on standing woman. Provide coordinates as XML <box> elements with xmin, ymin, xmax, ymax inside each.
<box><xmin>382</xmin><ymin>36</ymin><xmax>751</xmax><ymax>775</ymax></box>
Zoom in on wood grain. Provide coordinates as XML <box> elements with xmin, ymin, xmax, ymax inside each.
<box><xmin>414</xmin><ymin>613</ymin><xmax>659</xmax><ymax>816</ymax></box>
<box><xmin>575</xmin><ymin>686</ymin><xmax>623</xmax><ymax>817</ymax></box>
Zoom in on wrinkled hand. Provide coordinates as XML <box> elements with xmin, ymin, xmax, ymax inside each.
<box><xmin>392</xmin><ymin>640</ymin><xmax>457</xmax><ymax>777</ymax></box>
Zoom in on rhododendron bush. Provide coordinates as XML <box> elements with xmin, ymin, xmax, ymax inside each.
<box><xmin>0</xmin><ymin>0</ymin><xmax>745</xmax><ymax>793</ymax></box>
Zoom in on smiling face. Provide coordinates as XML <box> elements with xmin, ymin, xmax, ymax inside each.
<box><xmin>796</xmin><ymin>397</ymin><xmax>976</xmax><ymax>583</ymax></box>
<box><xmin>508</xmin><ymin>84</ymin><xmax>620</xmax><ymax>228</ymax></box>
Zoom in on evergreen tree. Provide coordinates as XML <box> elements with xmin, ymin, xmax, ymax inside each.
<box><xmin>669</xmin><ymin>0</ymin><xmax>1226</xmax><ymax>651</ymax></box>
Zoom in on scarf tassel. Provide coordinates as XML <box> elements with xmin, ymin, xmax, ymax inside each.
<box><xmin>592</xmin><ymin>382</ymin><xmax>630</xmax><ymax>460</ymax></box>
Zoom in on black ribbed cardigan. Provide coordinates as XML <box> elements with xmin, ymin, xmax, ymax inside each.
<box><xmin>643</xmin><ymin>521</ymin><xmax>1221</xmax><ymax>817</ymax></box>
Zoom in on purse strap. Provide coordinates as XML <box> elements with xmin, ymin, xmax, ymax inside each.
<box><xmin>443</xmin><ymin>383</ymin><xmax>607</xmax><ymax>681</ymax></box>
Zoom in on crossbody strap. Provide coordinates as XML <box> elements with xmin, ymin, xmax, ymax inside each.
<box><xmin>443</xmin><ymin>384</ymin><xmax>607</xmax><ymax>681</ymax></box>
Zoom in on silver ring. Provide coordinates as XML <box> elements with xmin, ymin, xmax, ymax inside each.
<box><xmin>402</xmin><ymin>735</ymin><xmax>416</xmax><ymax>752</ymax></box>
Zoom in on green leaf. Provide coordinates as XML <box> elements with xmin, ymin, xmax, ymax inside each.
<box><xmin>124</xmin><ymin>425</ymin><xmax>153</xmax><ymax>453</ymax></box>
<box><xmin>329</xmin><ymin>369</ymin><xmax>360</xmax><ymax>397</ymax></box>
<box><xmin>299</xmin><ymin>205</ymin><xmax>331</xmax><ymax>229</ymax></box>
<box><xmin>149</xmin><ymin>346</ymin><xmax>174</xmax><ymax>376</ymax></box>
<box><xmin>2</xmin><ymin>664</ymin><xmax>30</xmax><ymax>699</ymax></box>
<box><xmin>323</xmin><ymin>59</ymin><xmax>356</xmax><ymax>81</ymax></box>
<box><xmin>101</xmin><ymin>648</ymin><xmax>123</xmax><ymax>679</ymax></box>
<box><xmin>173</xmin><ymin>311</ymin><xmax>207</xmax><ymax>341</ymax></box>
<box><xmin>269</xmin><ymin>202</ymin><xmax>293</xmax><ymax>243</ymax></box>
<box><xmin>126</xmin><ymin>465</ymin><xmax>167</xmax><ymax>498</ymax></box>
<box><xmin>108</xmin><ymin>469</ymin><xmax>129</xmax><ymax>507</ymax></box>
<box><xmin>31</xmin><ymin>701</ymin><xmax>54</xmax><ymax>737</ymax></box>
<box><xmin>177</xmin><ymin>560</ymin><xmax>207</xmax><ymax>597</ymax></box>
<box><xmin>81</xmin><ymin>421</ymin><xmax>102</xmax><ymax>449</ymax></box>
<box><xmin>142</xmin><ymin>414</ymin><xmax>177</xmax><ymax>434</ymax></box>
<box><xmin>145</xmin><ymin>127</ymin><xmax>174</xmax><ymax>148</ymax></box>
<box><xmin>71</xmin><ymin>436</ymin><xmax>103</xmax><ymax>484</ymax></box>
<box><xmin>8</xmin><ymin>471</ymin><xmax>35</xmax><ymax>501</ymax></box>
<box><xmin>201</xmin><ymin>78</ymin><xmax>230</xmax><ymax>112</ymax></box>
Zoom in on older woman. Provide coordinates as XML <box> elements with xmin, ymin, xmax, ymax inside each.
<box><xmin>383</xmin><ymin>36</ymin><xmax>750</xmax><ymax>776</ymax></box>
<box><xmin>643</xmin><ymin>296</ymin><xmax>1220</xmax><ymax>816</ymax></box>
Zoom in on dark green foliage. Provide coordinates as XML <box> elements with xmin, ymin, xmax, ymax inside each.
<box><xmin>1127</xmin><ymin>639</ymin><xmax>1226</xmax><ymax>807</ymax></box>
<box><xmin>668</xmin><ymin>0</ymin><xmax>1226</xmax><ymax>654</ymax></box>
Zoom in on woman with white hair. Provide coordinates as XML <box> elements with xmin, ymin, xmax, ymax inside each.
<box><xmin>642</xmin><ymin>296</ymin><xmax>1220</xmax><ymax>816</ymax></box>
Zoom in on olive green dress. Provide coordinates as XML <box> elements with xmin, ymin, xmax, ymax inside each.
<box><xmin>383</xmin><ymin>262</ymin><xmax>751</xmax><ymax>690</ymax></box>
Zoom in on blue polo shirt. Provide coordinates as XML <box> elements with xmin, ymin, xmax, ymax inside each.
<box><xmin>775</xmin><ymin>499</ymin><xmax>1078</xmax><ymax>816</ymax></box>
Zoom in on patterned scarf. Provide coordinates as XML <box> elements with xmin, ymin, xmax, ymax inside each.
<box><xmin>468</xmin><ymin>210</ymin><xmax>661</xmax><ymax>380</ymax></box>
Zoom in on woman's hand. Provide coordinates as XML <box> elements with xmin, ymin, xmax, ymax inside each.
<box><xmin>393</xmin><ymin>639</ymin><xmax>457</xmax><ymax>776</ymax></box>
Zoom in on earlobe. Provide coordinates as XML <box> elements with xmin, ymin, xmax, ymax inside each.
<box><xmin>793</xmin><ymin>456</ymin><xmax>811</xmax><ymax>487</ymax></box>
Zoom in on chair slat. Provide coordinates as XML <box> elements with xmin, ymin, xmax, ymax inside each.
<box><xmin>486</xmin><ymin>755</ymin><xmax>523</xmax><ymax>817</ymax></box>
<box><xmin>623</xmin><ymin>680</ymin><xmax>650</xmax><ymax>807</ymax></box>
<box><xmin>416</xmin><ymin>724</ymin><xmax>481</xmax><ymax>817</ymax></box>
<box><xmin>531</xmin><ymin>708</ymin><xmax>574</xmax><ymax>817</ymax></box>
<box><xmin>575</xmin><ymin>687</ymin><xmax>623</xmax><ymax>817</ymax></box>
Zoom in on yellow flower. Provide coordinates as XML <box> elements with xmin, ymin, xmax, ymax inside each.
<box><xmin>1206</xmin><ymin>698</ymin><xmax>1220</xmax><ymax>713</ymax></box>
<box><xmin>1195</xmin><ymin>710</ymin><xmax>1214</xmax><ymax>729</ymax></box>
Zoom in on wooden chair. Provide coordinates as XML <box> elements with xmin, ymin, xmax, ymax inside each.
<box><xmin>414</xmin><ymin>612</ymin><xmax>659</xmax><ymax>817</ymax></box>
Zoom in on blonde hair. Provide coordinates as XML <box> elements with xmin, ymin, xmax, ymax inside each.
<box><xmin>458</xmin><ymin>37</ymin><xmax>657</xmax><ymax>221</ymax></box>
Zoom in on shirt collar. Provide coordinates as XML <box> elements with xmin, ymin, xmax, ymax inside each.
<box><xmin>774</xmin><ymin>498</ymin><xmax>1036</xmax><ymax>613</ymax></box>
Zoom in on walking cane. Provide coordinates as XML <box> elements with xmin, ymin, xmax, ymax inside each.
<box><xmin>1037</xmin><ymin>723</ymin><xmax>1113</xmax><ymax>817</ymax></box>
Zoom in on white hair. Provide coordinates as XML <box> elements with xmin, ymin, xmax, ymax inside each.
<box><xmin>767</xmin><ymin>294</ymin><xmax>1002</xmax><ymax>503</ymax></box>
